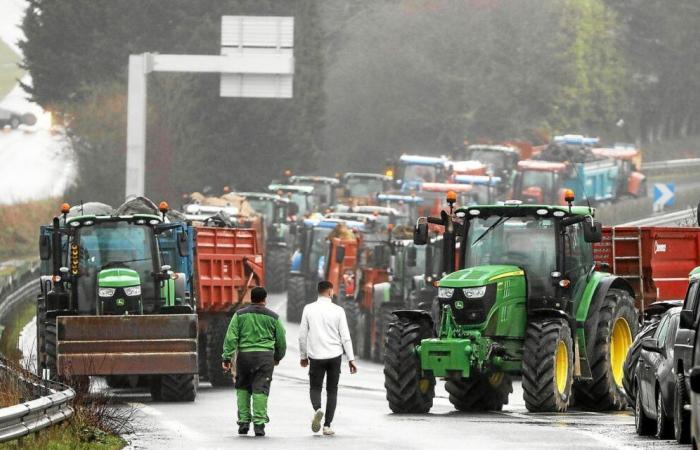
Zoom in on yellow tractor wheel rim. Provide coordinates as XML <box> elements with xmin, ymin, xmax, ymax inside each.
<box><xmin>610</xmin><ymin>317</ymin><xmax>633</xmax><ymax>387</ymax></box>
<box><xmin>555</xmin><ymin>340</ymin><xmax>568</xmax><ymax>395</ymax></box>
<box><xmin>418</xmin><ymin>378</ymin><xmax>430</xmax><ymax>394</ymax></box>
<box><xmin>488</xmin><ymin>372</ymin><xmax>504</xmax><ymax>387</ymax></box>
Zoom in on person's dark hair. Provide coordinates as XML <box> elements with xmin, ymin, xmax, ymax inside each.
<box><xmin>251</xmin><ymin>287</ymin><xmax>267</xmax><ymax>303</ymax></box>
<box><xmin>317</xmin><ymin>281</ymin><xmax>333</xmax><ymax>294</ymax></box>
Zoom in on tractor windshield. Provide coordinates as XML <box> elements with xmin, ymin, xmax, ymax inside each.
<box><xmin>76</xmin><ymin>222</ymin><xmax>157</xmax><ymax>312</ymax></box>
<box><xmin>310</xmin><ymin>227</ymin><xmax>333</xmax><ymax>279</ymax></box>
<box><xmin>402</xmin><ymin>164</ymin><xmax>438</xmax><ymax>184</ymax></box>
<box><xmin>520</xmin><ymin>170</ymin><xmax>556</xmax><ymax>202</ymax></box>
<box><xmin>245</xmin><ymin>198</ymin><xmax>275</xmax><ymax>221</ymax></box>
<box><xmin>345</xmin><ymin>177</ymin><xmax>385</xmax><ymax>197</ymax></box>
<box><xmin>467</xmin><ymin>149</ymin><xmax>507</xmax><ymax>172</ymax></box>
<box><xmin>288</xmin><ymin>192</ymin><xmax>311</xmax><ymax>216</ymax></box>
<box><xmin>466</xmin><ymin>216</ymin><xmax>556</xmax><ymax>295</ymax></box>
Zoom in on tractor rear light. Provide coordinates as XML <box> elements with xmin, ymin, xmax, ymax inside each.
<box><xmin>559</xmin><ymin>279</ymin><xmax>571</xmax><ymax>288</ymax></box>
<box><xmin>438</xmin><ymin>287</ymin><xmax>454</xmax><ymax>298</ymax></box>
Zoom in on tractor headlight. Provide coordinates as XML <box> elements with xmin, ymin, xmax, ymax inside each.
<box><xmin>462</xmin><ymin>286</ymin><xmax>486</xmax><ymax>298</ymax></box>
<box><xmin>98</xmin><ymin>287</ymin><xmax>116</xmax><ymax>297</ymax></box>
<box><xmin>438</xmin><ymin>287</ymin><xmax>454</xmax><ymax>299</ymax></box>
<box><xmin>124</xmin><ymin>286</ymin><xmax>142</xmax><ymax>296</ymax></box>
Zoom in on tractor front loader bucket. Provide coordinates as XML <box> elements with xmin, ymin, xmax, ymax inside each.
<box><xmin>56</xmin><ymin>314</ymin><xmax>198</xmax><ymax>376</ymax></box>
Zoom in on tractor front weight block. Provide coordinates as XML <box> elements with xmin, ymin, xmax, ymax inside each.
<box><xmin>419</xmin><ymin>334</ymin><xmax>495</xmax><ymax>378</ymax></box>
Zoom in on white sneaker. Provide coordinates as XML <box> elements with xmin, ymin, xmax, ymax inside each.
<box><xmin>311</xmin><ymin>409</ymin><xmax>324</xmax><ymax>433</ymax></box>
<box><xmin>323</xmin><ymin>426</ymin><xmax>335</xmax><ymax>436</ymax></box>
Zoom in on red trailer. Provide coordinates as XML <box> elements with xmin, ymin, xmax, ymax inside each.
<box><xmin>593</xmin><ymin>226</ymin><xmax>700</xmax><ymax>313</ymax></box>
<box><xmin>193</xmin><ymin>226</ymin><xmax>265</xmax><ymax>386</ymax></box>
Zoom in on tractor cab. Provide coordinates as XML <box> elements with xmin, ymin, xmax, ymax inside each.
<box><xmin>453</xmin><ymin>174</ymin><xmax>502</xmax><ymax>204</ymax></box>
<box><xmin>339</xmin><ymin>172</ymin><xmax>392</xmax><ymax>205</ymax></box>
<box><xmin>268</xmin><ymin>184</ymin><xmax>317</xmax><ymax>218</ymax></box>
<box><xmin>464</xmin><ymin>144</ymin><xmax>520</xmax><ymax>181</ymax></box>
<box><xmin>393</xmin><ymin>154</ymin><xmax>450</xmax><ymax>192</ymax></box>
<box><xmin>288</xmin><ymin>175</ymin><xmax>340</xmax><ymax>210</ymax></box>
<box><xmin>233</xmin><ymin>192</ymin><xmax>291</xmax><ymax>243</ymax></box>
<box><xmin>377</xmin><ymin>194</ymin><xmax>425</xmax><ymax>223</ymax></box>
<box><xmin>418</xmin><ymin>182</ymin><xmax>474</xmax><ymax>216</ymax></box>
<box><xmin>512</xmin><ymin>160</ymin><xmax>569</xmax><ymax>205</ymax></box>
<box><xmin>328</xmin><ymin>205</ymin><xmax>407</xmax><ymax>228</ymax></box>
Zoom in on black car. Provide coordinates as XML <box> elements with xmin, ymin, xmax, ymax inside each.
<box><xmin>634</xmin><ymin>307</ymin><xmax>681</xmax><ymax>439</ymax></box>
<box><xmin>623</xmin><ymin>300</ymin><xmax>683</xmax><ymax>405</ymax></box>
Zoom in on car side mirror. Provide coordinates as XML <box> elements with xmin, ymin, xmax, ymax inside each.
<box><xmin>177</xmin><ymin>232</ymin><xmax>190</xmax><ymax>257</ymax></box>
<box><xmin>407</xmin><ymin>247</ymin><xmax>417</xmax><ymax>267</ymax></box>
<box><xmin>583</xmin><ymin>219</ymin><xmax>602</xmax><ymax>243</ymax></box>
<box><xmin>641</xmin><ymin>337</ymin><xmax>663</xmax><ymax>354</ymax></box>
<box><xmin>335</xmin><ymin>246</ymin><xmax>346</xmax><ymax>264</ymax></box>
<box><xmin>690</xmin><ymin>367</ymin><xmax>700</xmax><ymax>393</ymax></box>
<box><xmin>680</xmin><ymin>309</ymin><xmax>695</xmax><ymax>329</ymax></box>
<box><xmin>414</xmin><ymin>223</ymin><xmax>428</xmax><ymax>245</ymax></box>
<box><xmin>39</xmin><ymin>235</ymin><xmax>51</xmax><ymax>260</ymax></box>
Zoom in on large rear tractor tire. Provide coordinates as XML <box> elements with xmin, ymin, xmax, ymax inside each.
<box><xmin>151</xmin><ymin>374</ymin><xmax>197</xmax><ymax>402</ymax></box>
<box><xmin>372</xmin><ymin>304</ymin><xmax>396</xmax><ymax>363</ymax></box>
<box><xmin>286</xmin><ymin>275</ymin><xmax>306</xmax><ymax>323</ymax></box>
<box><xmin>446</xmin><ymin>373</ymin><xmax>513</xmax><ymax>411</ymax></box>
<box><xmin>207</xmin><ymin>317</ymin><xmax>234</xmax><ymax>387</ymax></box>
<box><xmin>573</xmin><ymin>288</ymin><xmax>637</xmax><ymax>411</ymax></box>
<box><xmin>341</xmin><ymin>298</ymin><xmax>361</xmax><ymax>349</ymax></box>
<box><xmin>522</xmin><ymin>319</ymin><xmax>573</xmax><ymax>412</ymax></box>
<box><xmin>383</xmin><ymin>316</ymin><xmax>435</xmax><ymax>413</ymax></box>
<box><xmin>355</xmin><ymin>310</ymin><xmax>370</xmax><ymax>360</ymax></box>
<box><xmin>44</xmin><ymin>320</ymin><xmax>58</xmax><ymax>379</ymax></box>
<box><xmin>265</xmin><ymin>246</ymin><xmax>288</xmax><ymax>293</ymax></box>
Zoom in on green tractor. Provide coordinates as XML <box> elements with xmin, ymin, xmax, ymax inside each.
<box><xmin>384</xmin><ymin>195</ymin><xmax>638</xmax><ymax>413</ymax></box>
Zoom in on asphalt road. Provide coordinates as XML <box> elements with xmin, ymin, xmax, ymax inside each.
<box><xmin>109</xmin><ymin>293</ymin><xmax>684</xmax><ymax>450</ymax></box>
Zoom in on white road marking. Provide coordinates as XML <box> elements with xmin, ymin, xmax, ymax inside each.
<box><xmin>131</xmin><ymin>402</ymin><xmax>208</xmax><ymax>442</ymax></box>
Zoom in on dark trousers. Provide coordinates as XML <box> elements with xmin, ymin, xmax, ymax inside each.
<box><xmin>235</xmin><ymin>351</ymin><xmax>274</xmax><ymax>425</ymax></box>
<box><xmin>309</xmin><ymin>355</ymin><xmax>342</xmax><ymax>427</ymax></box>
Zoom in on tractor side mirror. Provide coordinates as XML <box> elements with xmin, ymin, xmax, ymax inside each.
<box><xmin>39</xmin><ymin>235</ymin><xmax>51</xmax><ymax>261</ymax></box>
<box><xmin>680</xmin><ymin>309</ymin><xmax>695</xmax><ymax>329</ymax></box>
<box><xmin>177</xmin><ymin>232</ymin><xmax>190</xmax><ymax>257</ymax></box>
<box><xmin>583</xmin><ymin>219</ymin><xmax>602</xmax><ymax>243</ymax></box>
<box><xmin>414</xmin><ymin>223</ymin><xmax>428</xmax><ymax>245</ymax></box>
<box><xmin>641</xmin><ymin>337</ymin><xmax>663</xmax><ymax>354</ymax></box>
<box><xmin>335</xmin><ymin>246</ymin><xmax>346</xmax><ymax>264</ymax></box>
<box><xmin>407</xmin><ymin>247</ymin><xmax>417</xmax><ymax>267</ymax></box>
<box><xmin>690</xmin><ymin>367</ymin><xmax>700</xmax><ymax>393</ymax></box>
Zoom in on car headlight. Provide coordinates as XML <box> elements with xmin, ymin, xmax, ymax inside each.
<box><xmin>98</xmin><ymin>287</ymin><xmax>115</xmax><ymax>297</ymax></box>
<box><xmin>124</xmin><ymin>286</ymin><xmax>142</xmax><ymax>296</ymax></box>
<box><xmin>463</xmin><ymin>286</ymin><xmax>486</xmax><ymax>298</ymax></box>
<box><xmin>438</xmin><ymin>287</ymin><xmax>454</xmax><ymax>299</ymax></box>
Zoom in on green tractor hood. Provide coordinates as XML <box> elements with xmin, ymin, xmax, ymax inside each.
<box><xmin>439</xmin><ymin>265</ymin><xmax>524</xmax><ymax>288</ymax></box>
<box><xmin>98</xmin><ymin>268</ymin><xmax>141</xmax><ymax>287</ymax></box>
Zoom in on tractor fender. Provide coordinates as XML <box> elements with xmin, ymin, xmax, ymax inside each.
<box><xmin>372</xmin><ymin>282</ymin><xmax>391</xmax><ymax>311</ymax></box>
<box><xmin>289</xmin><ymin>250</ymin><xmax>302</xmax><ymax>272</ymax></box>
<box><xmin>392</xmin><ymin>309</ymin><xmax>434</xmax><ymax>329</ymax></box>
<box><xmin>575</xmin><ymin>273</ymin><xmax>635</xmax><ymax>378</ymax></box>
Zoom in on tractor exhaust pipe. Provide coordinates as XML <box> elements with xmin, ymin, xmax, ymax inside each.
<box><xmin>52</xmin><ymin>216</ymin><xmax>62</xmax><ymax>277</ymax></box>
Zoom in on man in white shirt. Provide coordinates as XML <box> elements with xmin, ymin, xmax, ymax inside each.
<box><xmin>299</xmin><ymin>281</ymin><xmax>357</xmax><ymax>436</ymax></box>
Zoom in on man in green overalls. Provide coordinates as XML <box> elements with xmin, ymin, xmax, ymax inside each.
<box><xmin>222</xmin><ymin>287</ymin><xmax>286</xmax><ymax>437</ymax></box>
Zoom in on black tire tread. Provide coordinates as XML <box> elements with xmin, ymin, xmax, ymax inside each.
<box><xmin>159</xmin><ymin>374</ymin><xmax>197</xmax><ymax>402</ymax></box>
<box><xmin>286</xmin><ymin>275</ymin><xmax>306</xmax><ymax>323</ymax></box>
<box><xmin>446</xmin><ymin>374</ymin><xmax>513</xmax><ymax>412</ymax></box>
<box><xmin>207</xmin><ymin>317</ymin><xmax>233</xmax><ymax>387</ymax></box>
<box><xmin>265</xmin><ymin>246</ymin><xmax>289</xmax><ymax>293</ymax></box>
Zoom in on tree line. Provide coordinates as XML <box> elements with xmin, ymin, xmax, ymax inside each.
<box><xmin>19</xmin><ymin>0</ymin><xmax>700</xmax><ymax>204</ymax></box>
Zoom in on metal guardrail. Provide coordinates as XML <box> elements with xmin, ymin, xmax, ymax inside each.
<box><xmin>641</xmin><ymin>158</ymin><xmax>700</xmax><ymax>174</ymax></box>
<box><xmin>622</xmin><ymin>207</ymin><xmax>698</xmax><ymax>227</ymax></box>
<box><xmin>0</xmin><ymin>357</ymin><xmax>75</xmax><ymax>443</ymax></box>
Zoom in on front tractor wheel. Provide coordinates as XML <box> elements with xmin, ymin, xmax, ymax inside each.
<box><xmin>573</xmin><ymin>288</ymin><xmax>637</xmax><ymax>410</ymax></box>
<box><xmin>286</xmin><ymin>275</ymin><xmax>305</xmax><ymax>323</ymax></box>
<box><xmin>522</xmin><ymin>319</ymin><xmax>573</xmax><ymax>412</ymax></box>
<box><xmin>383</xmin><ymin>316</ymin><xmax>435</xmax><ymax>413</ymax></box>
<box><xmin>265</xmin><ymin>246</ymin><xmax>288</xmax><ymax>293</ymax></box>
<box><xmin>446</xmin><ymin>373</ymin><xmax>513</xmax><ymax>412</ymax></box>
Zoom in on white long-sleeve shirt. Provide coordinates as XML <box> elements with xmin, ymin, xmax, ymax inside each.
<box><xmin>299</xmin><ymin>296</ymin><xmax>355</xmax><ymax>361</ymax></box>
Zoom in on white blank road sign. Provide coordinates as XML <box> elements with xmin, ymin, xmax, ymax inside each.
<box><xmin>220</xmin><ymin>16</ymin><xmax>294</xmax><ymax>98</ymax></box>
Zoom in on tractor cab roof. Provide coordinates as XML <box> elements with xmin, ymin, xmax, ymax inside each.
<box><xmin>592</xmin><ymin>145</ymin><xmax>639</xmax><ymax>161</ymax></box>
<box><xmin>377</xmin><ymin>194</ymin><xmax>425</xmax><ymax>204</ymax></box>
<box><xmin>399</xmin><ymin>154</ymin><xmax>449</xmax><ymax>166</ymax></box>
<box><xmin>289</xmin><ymin>175</ymin><xmax>340</xmax><ymax>185</ymax></box>
<box><xmin>233</xmin><ymin>192</ymin><xmax>290</xmax><ymax>204</ymax></box>
<box><xmin>517</xmin><ymin>160</ymin><xmax>568</xmax><ymax>172</ymax></box>
<box><xmin>303</xmin><ymin>217</ymin><xmax>367</xmax><ymax>231</ymax></box>
<box><xmin>466</xmin><ymin>144</ymin><xmax>519</xmax><ymax>155</ymax></box>
<box><xmin>268</xmin><ymin>184</ymin><xmax>315</xmax><ymax>195</ymax></box>
<box><xmin>65</xmin><ymin>213</ymin><xmax>164</xmax><ymax>228</ymax></box>
<box><xmin>455</xmin><ymin>203</ymin><xmax>594</xmax><ymax>219</ymax></box>
<box><xmin>183</xmin><ymin>203</ymin><xmax>239</xmax><ymax>221</ymax></box>
<box><xmin>341</xmin><ymin>172</ymin><xmax>391</xmax><ymax>181</ymax></box>
<box><xmin>325</xmin><ymin>212</ymin><xmax>377</xmax><ymax>223</ymax></box>
<box><xmin>420</xmin><ymin>182</ymin><xmax>473</xmax><ymax>193</ymax></box>
<box><xmin>454</xmin><ymin>175</ymin><xmax>503</xmax><ymax>186</ymax></box>
<box><xmin>348</xmin><ymin>205</ymin><xmax>403</xmax><ymax>216</ymax></box>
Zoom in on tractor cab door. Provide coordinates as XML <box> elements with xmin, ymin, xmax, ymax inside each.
<box><xmin>563</xmin><ymin>222</ymin><xmax>594</xmax><ymax>304</ymax></box>
<box><xmin>155</xmin><ymin>223</ymin><xmax>193</xmax><ymax>307</ymax></box>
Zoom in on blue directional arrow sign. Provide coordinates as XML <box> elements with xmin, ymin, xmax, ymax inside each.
<box><xmin>653</xmin><ymin>183</ymin><xmax>675</xmax><ymax>212</ymax></box>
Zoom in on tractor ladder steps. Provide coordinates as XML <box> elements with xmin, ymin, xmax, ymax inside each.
<box><xmin>611</xmin><ymin>228</ymin><xmax>644</xmax><ymax>315</ymax></box>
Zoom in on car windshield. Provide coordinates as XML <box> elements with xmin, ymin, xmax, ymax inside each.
<box><xmin>345</xmin><ymin>177</ymin><xmax>385</xmax><ymax>197</ymax></box>
<box><xmin>402</xmin><ymin>164</ymin><xmax>437</xmax><ymax>183</ymax></box>
<box><xmin>467</xmin><ymin>149</ymin><xmax>508</xmax><ymax>171</ymax></box>
<box><xmin>521</xmin><ymin>170</ymin><xmax>555</xmax><ymax>192</ymax></box>
<box><xmin>76</xmin><ymin>222</ymin><xmax>156</xmax><ymax>308</ymax></box>
<box><xmin>466</xmin><ymin>215</ymin><xmax>556</xmax><ymax>295</ymax></box>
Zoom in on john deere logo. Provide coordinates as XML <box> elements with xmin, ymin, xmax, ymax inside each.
<box><xmin>454</xmin><ymin>300</ymin><xmax>464</xmax><ymax>310</ymax></box>
<box><xmin>116</xmin><ymin>298</ymin><xmax>126</xmax><ymax>307</ymax></box>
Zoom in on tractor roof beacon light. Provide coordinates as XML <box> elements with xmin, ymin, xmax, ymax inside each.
<box><xmin>564</xmin><ymin>189</ymin><xmax>575</xmax><ymax>213</ymax></box>
<box><xmin>60</xmin><ymin>202</ymin><xmax>71</xmax><ymax>223</ymax></box>
<box><xmin>159</xmin><ymin>201</ymin><xmax>169</xmax><ymax>220</ymax></box>
<box><xmin>446</xmin><ymin>190</ymin><xmax>457</xmax><ymax>214</ymax></box>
